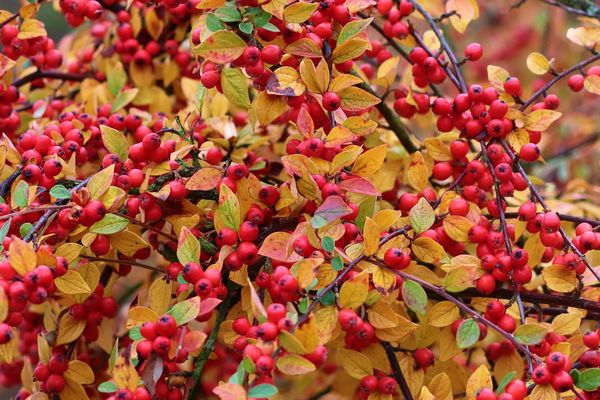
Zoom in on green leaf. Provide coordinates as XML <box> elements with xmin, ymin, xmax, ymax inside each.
<box><xmin>338</xmin><ymin>17</ymin><xmax>373</xmax><ymax>44</ymax></box>
<box><xmin>496</xmin><ymin>371</ymin><xmax>517</xmax><ymax>394</ymax></box>
<box><xmin>19</xmin><ymin>223</ymin><xmax>33</xmax><ymax>238</ymax></box>
<box><xmin>318</xmin><ymin>289</ymin><xmax>335</xmax><ymax>306</ymax></box>
<box><xmin>239</xmin><ymin>21</ymin><xmax>253</xmax><ymax>34</ymax></box>
<box><xmin>228</xmin><ymin>362</ymin><xmax>247</xmax><ymax>385</ymax></box>
<box><xmin>177</xmin><ymin>227</ymin><xmax>201</xmax><ymax>265</ymax></box>
<box><xmin>221</xmin><ymin>68</ymin><xmax>251</xmax><ymax>109</ymax></box>
<box><xmin>206</xmin><ymin>13</ymin><xmax>225</xmax><ymax>31</ymax></box>
<box><xmin>331</xmin><ymin>255</ymin><xmax>343</xmax><ymax>271</ymax></box>
<box><xmin>129</xmin><ymin>326</ymin><xmax>142</xmax><ymax>341</ymax></box>
<box><xmin>50</xmin><ymin>184</ymin><xmax>71</xmax><ymax>200</ymax></box>
<box><xmin>215</xmin><ymin>6</ymin><xmax>242</xmax><ymax>22</ymax></box>
<box><xmin>514</xmin><ymin>323</ymin><xmax>548</xmax><ymax>345</ymax></box>
<box><xmin>107</xmin><ymin>62</ymin><xmax>127</xmax><ymax>96</ymax></box>
<box><xmin>90</xmin><ymin>214</ymin><xmax>129</xmax><ymax>235</ymax></box>
<box><xmin>111</xmin><ymin>88</ymin><xmax>139</xmax><ymax>113</ymax></box>
<box><xmin>98</xmin><ymin>381</ymin><xmax>118</xmax><ymax>393</ymax></box>
<box><xmin>409</xmin><ymin>197</ymin><xmax>435</xmax><ymax>234</ymax></box>
<box><xmin>254</xmin><ymin>10</ymin><xmax>272</xmax><ymax>27</ymax></box>
<box><xmin>321</xmin><ymin>237</ymin><xmax>334</xmax><ymax>252</ymax></box>
<box><xmin>261</xmin><ymin>22</ymin><xmax>280</xmax><ymax>32</ymax></box>
<box><xmin>14</xmin><ymin>180</ymin><xmax>29</xmax><ymax>208</ymax></box>
<box><xmin>576</xmin><ymin>368</ymin><xmax>600</xmax><ymax>391</ymax></box>
<box><xmin>100</xmin><ymin>125</ymin><xmax>129</xmax><ymax>161</ymax></box>
<box><xmin>298</xmin><ymin>297</ymin><xmax>308</xmax><ymax>314</ymax></box>
<box><xmin>248</xmin><ymin>384</ymin><xmax>278</xmax><ymax>398</ymax></box>
<box><xmin>168</xmin><ymin>296</ymin><xmax>201</xmax><ymax>326</ymax></box>
<box><xmin>0</xmin><ymin>218</ymin><xmax>11</xmax><ymax>252</ymax></box>
<box><xmin>218</xmin><ymin>183</ymin><xmax>241</xmax><ymax>232</ymax></box>
<box><xmin>402</xmin><ymin>280</ymin><xmax>427</xmax><ymax>317</ymax></box>
<box><xmin>456</xmin><ymin>319</ymin><xmax>480</xmax><ymax>349</ymax></box>
<box><xmin>356</xmin><ymin>196</ymin><xmax>375</xmax><ymax>231</ymax></box>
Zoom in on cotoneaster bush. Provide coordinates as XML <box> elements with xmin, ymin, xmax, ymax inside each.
<box><xmin>0</xmin><ymin>0</ymin><xmax>599</xmax><ymax>399</ymax></box>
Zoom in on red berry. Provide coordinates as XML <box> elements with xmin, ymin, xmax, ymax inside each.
<box><xmin>322</xmin><ymin>91</ymin><xmax>341</xmax><ymax>112</ymax></box>
<box><xmin>464</xmin><ymin>43</ymin><xmax>483</xmax><ymax>61</ymax></box>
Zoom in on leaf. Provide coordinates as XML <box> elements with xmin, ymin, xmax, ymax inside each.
<box><xmin>9</xmin><ymin>238</ymin><xmax>36</xmax><ymax>276</ymax></box>
<box><xmin>55</xmin><ymin>270</ymin><xmax>92</xmax><ymax>295</ymax></box>
<box><xmin>247</xmin><ymin>384</ymin><xmax>278</xmax><ymax>398</ymax></box>
<box><xmin>338</xmin><ymin>86</ymin><xmax>381</xmax><ymax>111</ymax></box>
<box><xmin>113</xmin><ymin>356</ymin><xmax>140</xmax><ymax>392</ymax></box>
<box><xmin>0</xmin><ymin>54</ymin><xmax>16</xmax><ymax>78</ymax></box>
<box><xmin>111</xmin><ymin>88</ymin><xmax>139</xmax><ymax>112</ymax></box>
<box><xmin>109</xmin><ymin>230</ymin><xmax>148</xmax><ymax>257</ymax></box>
<box><xmin>255</xmin><ymin>92</ymin><xmax>287</xmax><ymax>125</ymax></box>
<box><xmin>88</xmin><ymin>164</ymin><xmax>115</xmax><ymax>200</ymax></box>
<box><xmin>495</xmin><ymin>371</ymin><xmax>517</xmax><ymax>394</ymax></box>
<box><xmin>525</xmin><ymin>109</ymin><xmax>562</xmax><ymax>131</ymax></box>
<box><xmin>338</xmin><ymin>177</ymin><xmax>380</xmax><ymax>196</ymax></box>
<box><xmin>285</xmin><ymin>38</ymin><xmax>322</xmax><ymax>58</ymax></box>
<box><xmin>514</xmin><ymin>323</ymin><xmax>548</xmax><ymax>345</ymax></box>
<box><xmin>466</xmin><ymin>365</ymin><xmax>492</xmax><ymax>400</ymax></box>
<box><xmin>127</xmin><ymin>306</ymin><xmax>159</xmax><ymax>328</ymax></box>
<box><xmin>65</xmin><ymin>360</ymin><xmax>94</xmax><ymax>385</ymax></box>
<box><xmin>17</xmin><ymin>19</ymin><xmax>47</xmax><ymax>40</ymax></box>
<box><xmin>186</xmin><ymin>167</ymin><xmax>222</xmax><ymax>191</ymax></box>
<box><xmin>0</xmin><ymin>218</ymin><xmax>11</xmax><ymax>252</ymax></box>
<box><xmin>410</xmin><ymin>198</ymin><xmax>435</xmax><ymax>234</ymax></box>
<box><xmin>177</xmin><ymin>227</ymin><xmax>201</xmax><ymax>265</ymax></box>
<box><xmin>267</xmin><ymin>66</ymin><xmax>306</xmax><ymax>97</ymax></box>
<box><xmin>362</xmin><ymin>217</ymin><xmax>380</xmax><ymax>256</ymax></box>
<box><xmin>351</xmin><ymin>144</ymin><xmax>387</xmax><ymax>178</ymax></box>
<box><xmin>332</xmin><ymin>37</ymin><xmax>369</xmax><ymax>63</ymax></box>
<box><xmin>213</xmin><ymin>382</ymin><xmax>247</xmax><ymax>400</ymax></box>
<box><xmin>100</xmin><ymin>125</ymin><xmax>129</xmax><ymax>161</ymax></box>
<box><xmin>456</xmin><ymin>319</ymin><xmax>480</xmax><ymax>349</ymax></box>
<box><xmin>168</xmin><ymin>296</ymin><xmax>201</xmax><ymax>326</ymax></box>
<box><xmin>407</xmin><ymin>151</ymin><xmax>429</xmax><ymax>192</ymax></box>
<box><xmin>311</xmin><ymin>195</ymin><xmax>352</xmax><ymax>228</ymax></box>
<box><xmin>542</xmin><ymin>264</ymin><xmax>578</xmax><ymax>293</ymax></box>
<box><xmin>221</xmin><ymin>68</ymin><xmax>251</xmax><ymax>108</ymax></box>
<box><xmin>551</xmin><ymin>313</ymin><xmax>581</xmax><ymax>335</ymax></box>
<box><xmin>576</xmin><ymin>368</ymin><xmax>600</xmax><ymax>391</ymax></box>
<box><xmin>338</xmin><ymin>17</ymin><xmax>372</xmax><ymax>44</ymax></box>
<box><xmin>412</xmin><ymin>237</ymin><xmax>449</xmax><ymax>264</ymax></box>
<box><xmin>107</xmin><ymin>62</ymin><xmax>127</xmax><ymax>96</ymax></box>
<box><xmin>50</xmin><ymin>185</ymin><xmax>71</xmax><ymax>200</ymax></box>
<box><xmin>321</xmin><ymin>237</ymin><xmax>334</xmax><ymax>252</ymax></box>
<box><xmin>214</xmin><ymin>6</ymin><xmax>242</xmax><ymax>22</ymax></box>
<box><xmin>14</xmin><ymin>180</ymin><xmax>29</xmax><ymax>208</ymax></box>
<box><xmin>529</xmin><ymin>384</ymin><xmax>560</xmax><ymax>400</ymax></box>
<box><xmin>56</xmin><ymin>314</ymin><xmax>86</xmax><ymax>346</ymax></box>
<box><xmin>238</xmin><ymin>22</ymin><xmax>253</xmax><ymax>34</ymax></box>
<box><xmin>194</xmin><ymin>30</ymin><xmax>246</xmax><ymax>64</ymax></box>
<box><xmin>338</xmin><ymin>348</ymin><xmax>373</xmax><ymax>379</ymax></box>
<box><xmin>526</xmin><ymin>52</ymin><xmax>551</xmax><ymax>75</ymax></box>
<box><xmin>487</xmin><ymin>65</ymin><xmax>510</xmax><ymax>90</ymax></box>
<box><xmin>90</xmin><ymin>214</ymin><xmax>129</xmax><ymax>235</ymax></box>
<box><xmin>218</xmin><ymin>183</ymin><xmax>241</xmax><ymax>231</ymax></box>
<box><xmin>428</xmin><ymin>301</ymin><xmax>460</xmax><ymax>327</ymax></box>
<box><xmin>339</xmin><ymin>272</ymin><xmax>369</xmax><ymax>309</ymax></box>
<box><xmin>402</xmin><ymin>280</ymin><xmax>428</xmax><ymax>317</ymax></box>
<box><xmin>443</xmin><ymin>215</ymin><xmax>473</xmax><ymax>242</ymax></box>
<box><xmin>584</xmin><ymin>75</ymin><xmax>600</xmax><ymax>95</ymax></box>
<box><xmin>283</xmin><ymin>2</ymin><xmax>318</xmax><ymax>23</ymax></box>
<box><xmin>149</xmin><ymin>278</ymin><xmax>172</xmax><ymax>315</ymax></box>
<box><xmin>276</xmin><ymin>354</ymin><xmax>316</xmax><ymax>375</ymax></box>
<box><xmin>447</xmin><ymin>0</ymin><xmax>479</xmax><ymax>33</ymax></box>
<box><xmin>98</xmin><ymin>381</ymin><xmax>118</xmax><ymax>393</ymax></box>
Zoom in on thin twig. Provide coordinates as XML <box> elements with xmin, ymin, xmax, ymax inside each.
<box><xmin>80</xmin><ymin>255</ymin><xmax>164</xmax><ymax>274</ymax></box>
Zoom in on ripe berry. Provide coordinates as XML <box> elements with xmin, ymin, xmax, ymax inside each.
<box><xmin>322</xmin><ymin>91</ymin><xmax>341</xmax><ymax>112</ymax></box>
<box><xmin>550</xmin><ymin>370</ymin><xmax>573</xmax><ymax>392</ymax></box>
<box><xmin>583</xmin><ymin>331</ymin><xmax>600</xmax><ymax>349</ymax></box>
<box><xmin>383</xmin><ymin>248</ymin><xmax>411</xmax><ymax>270</ymax></box>
<box><xmin>156</xmin><ymin>314</ymin><xmax>177</xmax><ymax>337</ymax></box>
<box><xmin>503</xmin><ymin>77</ymin><xmax>522</xmax><ymax>97</ymax></box>
<box><xmin>546</xmin><ymin>351</ymin><xmax>566</xmax><ymax>372</ymax></box>
<box><xmin>378</xmin><ymin>376</ymin><xmax>398</xmax><ymax>395</ymax></box>
<box><xmin>464</xmin><ymin>43</ymin><xmax>483</xmax><ymax>61</ymax></box>
<box><xmin>414</xmin><ymin>348</ymin><xmax>434</xmax><ymax>370</ymax></box>
<box><xmin>519</xmin><ymin>143</ymin><xmax>540</xmax><ymax>162</ymax></box>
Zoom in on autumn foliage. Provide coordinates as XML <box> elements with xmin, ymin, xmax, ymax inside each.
<box><xmin>1</xmin><ymin>0</ymin><xmax>600</xmax><ymax>399</ymax></box>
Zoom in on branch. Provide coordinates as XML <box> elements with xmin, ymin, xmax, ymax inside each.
<box><xmin>0</xmin><ymin>12</ymin><xmax>18</xmax><ymax>30</ymax></box>
<box><xmin>520</xmin><ymin>53</ymin><xmax>600</xmax><ymax>110</ymax></box>
<box><xmin>80</xmin><ymin>255</ymin><xmax>165</xmax><ymax>274</ymax></box>
<box><xmin>382</xmin><ymin>342</ymin><xmax>414</xmax><ymax>400</ymax></box>
<box><xmin>13</xmin><ymin>70</ymin><xmax>89</xmax><ymax>88</ymax></box>
<box><xmin>540</xmin><ymin>0</ymin><xmax>600</xmax><ymax>19</ymax></box>
<box><xmin>502</xmin><ymin>212</ymin><xmax>600</xmax><ymax>228</ymax></box>
<box><xmin>0</xmin><ymin>168</ymin><xmax>22</xmax><ymax>198</ymax></box>
<box><xmin>544</xmin><ymin>132</ymin><xmax>599</xmax><ymax>160</ymax></box>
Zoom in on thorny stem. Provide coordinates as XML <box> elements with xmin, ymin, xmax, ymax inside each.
<box><xmin>520</xmin><ymin>53</ymin><xmax>600</xmax><ymax>110</ymax></box>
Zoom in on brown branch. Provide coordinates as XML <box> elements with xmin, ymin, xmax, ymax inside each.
<box><xmin>80</xmin><ymin>255</ymin><xmax>164</xmax><ymax>274</ymax></box>
<box><xmin>540</xmin><ymin>0</ymin><xmax>600</xmax><ymax>19</ymax></box>
<box><xmin>520</xmin><ymin>53</ymin><xmax>600</xmax><ymax>110</ymax></box>
<box><xmin>117</xmin><ymin>213</ymin><xmax>178</xmax><ymax>242</ymax></box>
<box><xmin>13</xmin><ymin>70</ymin><xmax>89</xmax><ymax>88</ymax></box>
<box><xmin>502</xmin><ymin>212</ymin><xmax>600</xmax><ymax>228</ymax></box>
<box><xmin>0</xmin><ymin>12</ymin><xmax>18</xmax><ymax>30</ymax></box>
<box><xmin>382</xmin><ymin>342</ymin><xmax>414</xmax><ymax>400</ymax></box>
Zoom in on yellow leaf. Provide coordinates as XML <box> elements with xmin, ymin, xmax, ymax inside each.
<box><xmin>194</xmin><ymin>30</ymin><xmax>246</xmax><ymax>64</ymax></box>
<box><xmin>0</xmin><ymin>287</ymin><xmax>7</xmax><ymax>323</ymax></box>
<box><xmin>218</xmin><ymin>183</ymin><xmax>241</xmax><ymax>232</ymax></box>
<box><xmin>112</xmin><ymin>88</ymin><xmax>139</xmax><ymax>112</ymax></box>
<box><xmin>0</xmin><ymin>54</ymin><xmax>16</xmax><ymax>78</ymax></box>
<box><xmin>524</xmin><ymin>232</ymin><xmax>544</xmax><ymax>268</ymax></box>
<box><xmin>338</xmin><ymin>17</ymin><xmax>373</xmax><ymax>44</ymax></box>
<box><xmin>55</xmin><ymin>270</ymin><xmax>92</xmax><ymax>295</ymax></box>
<box><xmin>424</xmin><ymin>138</ymin><xmax>452</xmax><ymax>161</ymax></box>
<box><xmin>465</xmin><ymin>365</ymin><xmax>492</xmax><ymax>400</ymax></box>
<box><xmin>443</xmin><ymin>215</ymin><xmax>473</xmax><ymax>242</ymax></box>
<box><xmin>87</xmin><ymin>164</ymin><xmax>115</xmax><ymax>200</ymax></box>
<box><xmin>186</xmin><ymin>167</ymin><xmax>222</xmax><ymax>191</ymax></box>
<box><xmin>338</xmin><ymin>348</ymin><xmax>373</xmax><ymax>379</ymax></box>
<box><xmin>113</xmin><ymin>356</ymin><xmax>140</xmax><ymax>392</ymax></box>
<box><xmin>330</xmin><ymin>145</ymin><xmax>363</xmax><ymax>174</ymax></box>
<box><xmin>279</xmin><ymin>330</ymin><xmax>308</xmax><ymax>354</ymax></box>
<box><xmin>542</xmin><ymin>264</ymin><xmax>578</xmax><ymax>293</ymax></box>
<box><xmin>276</xmin><ymin>354</ymin><xmax>316</xmax><ymax>375</ymax></box>
<box><xmin>363</xmin><ymin>217</ymin><xmax>380</xmax><ymax>256</ymax></box>
<box><xmin>65</xmin><ymin>360</ymin><xmax>94</xmax><ymax>385</ymax></box>
<box><xmin>551</xmin><ymin>313</ymin><xmax>581</xmax><ymax>335</ymax></box>
<box><xmin>213</xmin><ymin>383</ymin><xmax>246</xmax><ymax>400</ymax></box>
<box><xmin>283</xmin><ymin>1</ymin><xmax>318</xmax><ymax>23</ymax></box>
<box><xmin>566</xmin><ymin>26</ymin><xmax>600</xmax><ymax>48</ymax></box>
<box><xmin>56</xmin><ymin>314</ymin><xmax>86</xmax><ymax>346</ymax></box>
<box><xmin>584</xmin><ymin>75</ymin><xmax>600</xmax><ymax>95</ymax></box>
<box><xmin>329</xmin><ymin>74</ymin><xmax>363</xmax><ymax>93</ymax></box>
<box><xmin>428</xmin><ymin>373</ymin><xmax>453</xmax><ymax>400</ymax></box>
<box><xmin>339</xmin><ymin>271</ymin><xmax>369</xmax><ymax>308</ymax></box>
<box><xmin>299</xmin><ymin>58</ymin><xmax>322</xmax><ymax>94</ymax></box>
<box><xmin>447</xmin><ymin>0</ymin><xmax>478</xmax><ymax>33</ymax></box>
<box><xmin>291</xmin><ymin>258</ymin><xmax>323</xmax><ymax>289</ymax></box>
<box><xmin>109</xmin><ymin>230</ymin><xmax>148</xmax><ymax>257</ymax></box>
<box><xmin>428</xmin><ymin>301</ymin><xmax>460</xmax><ymax>327</ymax></box>
<box><xmin>144</xmin><ymin>7</ymin><xmax>164</xmax><ymax>40</ymax></box>
<box><xmin>406</xmin><ymin>151</ymin><xmax>429</xmax><ymax>192</ymax></box>
<box><xmin>338</xmin><ymin>86</ymin><xmax>381</xmax><ymax>111</ymax></box>
<box><xmin>127</xmin><ymin>306</ymin><xmax>159</xmax><ymax>329</ymax></box>
<box><xmin>525</xmin><ymin>109</ymin><xmax>561</xmax><ymax>131</ymax></box>
<box><xmin>100</xmin><ymin>125</ymin><xmax>129</xmax><ymax>161</ymax></box>
<box><xmin>285</xmin><ymin>38</ymin><xmax>323</xmax><ymax>58</ymax></box>
<box><xmin>61</xmin><ymin>377</ymin><xmax>89</xmax><ymax>400</ymax></box>
<box><xmin>529</xmin><ymin>384</ymin><xmax>560</xmax><ymax>400</ymax></box>
<box><xmin>255</xmin><ymin>91</ymin><xmax>287</xmax><ymax>126</ymax></box>
<box><xmin>332</xmin><ymin>37</ymin><xmax>369</xmax><ymax>63</ymax></box>
<box><xmin>352</xmin><ymin>144</ymin><xmax>387</xmax><ymax>177</ymax></box>
<box><xmin>367</xmin><ymin>301</ymin><xmax>399</xmax><ymax>329</ymax></box>
<box><xmin>294</xmin><ymin>315</ymin><xmax>319</xmax><ymax>353</ymax></box>
<box><xmin>412</xmin><ymin>237</ymin><xmax>449</xmax><ymax>264</ymax></box>
<box><xmin>17</xmin><ymin>19</ymin><xmax>46</xmax><ymax>40</ymax></box>
<box><xmin>267</xmin><ymin>66</ymin><xmax>306</xmax><ymax>97</ymax></box>
<box><xmin>315</xmin><ymin>306</ymin><xmax>338</xmax><ymax>345</ymax></box>
<box><xmin>177</xmin><ymin>227</ymin><xmax>201</xmax><ymax>265</ymax></box>
<box><xmin>487</xmin><ymin>65</ymin><xmax>510</xmax><ymax>91</ymax></box>
<box><xmin>149</xmin><ymin>278</ymin><xmax>172</xmax><ymax>316</ymax></box>
<box><xmin>372</xmin><ymin>267</ymin><xmax>397</xmax><ymax>292</ymax></box>
<box><xmin>221</xmin><ymin>68</ymin><xmax>251</xmax><ymax>108</ymax></box>
<box><xmin>526</xmin><ymin>52</ymin><xmax>551</xmax><ymax>75</ymax></box>
<box><xmin>0</xmin><ymin>336</ymin><xmax>15</xmax><ymax>363</ymax></box>
<box><xmin>507</xmin><ymin>129</ymin><xmax>530</xmax><ymax>152</ymax></box>
<box><xmin>8</xmin><ymin>238</ymin><xmax>36</xmax><ymax>276</ymax></box>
